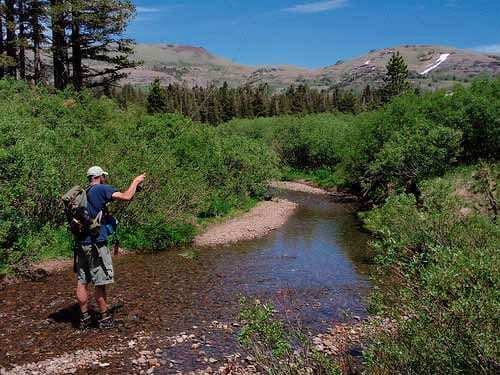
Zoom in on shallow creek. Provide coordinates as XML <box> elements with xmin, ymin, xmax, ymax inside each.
<box><xmin>0</xmin><ymin>189</ymin><xmax>371</xmax><ymax>373</ymax></box>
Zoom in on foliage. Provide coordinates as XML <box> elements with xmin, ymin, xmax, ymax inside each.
<box><xmin>142</xmin><ymin>81</ymin><xmax>370</xmax><ymax>125</ymax></box>
<box><xmin>362</xmin><ymin>165</ymin><xmax>500</xmax><ymax>374</ymax></box>
<box><xmin>223</xmin><ymin>79</ymin><xmax>499</xmax><ymax>373</ymax></box>
<box><xmin>421</xmin><ymin>78</ymin><xmax>500</xmax><ymax>160</ymax></box>
<box><xmin>239</xmin><ymin>299</ymin><xmax>341</xmax><ymax>375</ymax></box>
<box><xmin>363</xmin><ymin>119</ymin><xmax>462</xmax><ymax>201</ymax></box>
<box><xmin>222</xmin><ymin>77</ymin><xmax>500</xmax><ymax>202</ymax></box>
<box><xmin>146</xmin><ymin>78</ymin><xmax>168</xmax><ymax>114</ymax></box>
<box><xmin>0</xmin><ymin>0</ymin><xmax>137</xmax><ymax>90</ymax></box>
<box><xmin>0</xmin><ymin>79</ymin><xmax>278</xmax><ymax>271</ymax></box>
<box><xmin>382</xmin><ymin>51</ymin><xmax>412</xmax><ymax>102</ymax></box>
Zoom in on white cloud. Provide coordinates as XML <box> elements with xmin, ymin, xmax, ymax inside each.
<box><xmin>473</xmin><ymin>44</ymin><xmax>500</xmax><ymax>54</ymax></box>
<box><xmin>283</xmin><ymin>0</ymin><xmax>348</xmax><ymax>14</ymax></box>
<box><xmin>136</xmin><ymin>7</ymin><xmax>161</xmax><ymax>13</ymax></box>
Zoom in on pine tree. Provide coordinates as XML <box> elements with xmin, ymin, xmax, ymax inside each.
<box><xmin>49</xmin><ymin>0</ymin><xmax>68</xmax><ymax>89</ymax></box>
<box><xmin>17</xmin><ymin>0</ymin><xmax>27</xmax><ymax>79</ymax></box>
<box><xmin>252</xmin><ymin>83</ymin><xmax>268</xmax><ymax>117</ymax></box>
<box><xmin>219</xmin><ymin>81</ymin><xmax>234</xmax><ymax>122</ymax></box>
<box><xmin>147</xmin><ymin>78</ymin><xmax>168</xmax><ymax>114</ymax></box>
<box><xmin>269</xmin><ymin>94</ymin><xmax>280</xmax><ymax>117</ymax></box>
<box><xmin>5</xmin><ymin>0</ymin><xmax>17</xmax><ymax>77</ymax></box>
<box><xmin>338</xmin><ymin>91</ymin><xmax>358</xmax><ymax>113</ymax></box>
<box><xmin>68</xmin><ymin>0</ymin><xmax>137</xmax><ymax>90</ymax></box>
<box><xmin>27</xmin><ymin>0</ymin><xmax>46</xmax><ymax>83</ymax></box>
<box><xmin>382</xmin><ymin>51</ymin><xmax>411</xmax><ymax>102</ymax></box>
<box><xmin>0</xmin><ymin>1</ymin><xmax>5</xmax><ymax>78</ymax></box>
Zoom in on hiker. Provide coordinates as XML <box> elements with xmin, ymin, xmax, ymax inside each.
<box><xmin>76</xmin><ymin>166</ymin><xmax>145</xmax><ymax>330</ymax></box>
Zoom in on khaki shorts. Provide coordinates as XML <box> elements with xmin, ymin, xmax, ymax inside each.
<box><xmin>76</xmin><ymin>243</ymin><xmax>114</xmax><ymax>286</ymax></box>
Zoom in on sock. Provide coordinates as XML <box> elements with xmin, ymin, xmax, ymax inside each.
<box><xmin>81</xmin><ymin>311</ymin><xmax>91</xmax><ymax>320</ymax></box>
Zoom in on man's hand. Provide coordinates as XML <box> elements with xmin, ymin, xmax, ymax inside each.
<box><xmin>112</xmin><ymin>174</ymin><xmax>147</xmax><ymax>202</ymax></box>
<box><xmin>134</xmin><ymin>174</ymin><xmax>146</xmax><ymax>186</ymax></box>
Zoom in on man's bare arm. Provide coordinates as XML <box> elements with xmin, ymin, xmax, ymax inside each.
<box><xmin>112</xmin><ymin>174</ymin><xmax>146</xmax><ymax>202</ymax></box>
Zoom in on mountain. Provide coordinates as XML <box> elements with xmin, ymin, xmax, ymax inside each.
<box><xmin>122</xmin><ymin>44</ymin><xmax>500</xmax><ymax>91</ymax></box>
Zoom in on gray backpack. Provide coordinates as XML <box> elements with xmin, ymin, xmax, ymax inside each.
<box><xmin>62</xmin><ymin>186</ymin><xmax>102</xmax><ymax>237</ymax></box>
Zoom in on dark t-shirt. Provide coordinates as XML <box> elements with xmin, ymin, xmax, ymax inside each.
<box><xmin>80</xmin><ymin>184</ymin><xmax>118</xmax><ymax>244</ymax></box>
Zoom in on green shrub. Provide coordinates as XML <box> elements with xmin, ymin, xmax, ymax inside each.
<box><xmin>223</xmin><ymin>78</ymin><xmax>499</xmax><ymax>202</ymax></box>
<box><xmin>363</xmin><ymin>120</ymin><xmax>462</xmax><ymax>201</ymax></box>
<box><xmin>363</xmin><ymin>166</ymin><xmax>500</xmax><ymax>374</ymax></box>
<box><xmin>239</xmin><ymin>299</ymin><xmax>341</xmax><ymax>375</ymax></box>
<box><xmin>0</xmin><ymin>80</ymin><xmax>279</xmax><ymax>269</ymax></box>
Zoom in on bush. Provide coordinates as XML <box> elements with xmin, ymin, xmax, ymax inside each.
<box><xmin>362</xmin><ymin>166</ymin><xmax>500</xmax><ymax>373</ymax></box>
<box><xmin>0</xmin><ymin>80</ymin><xmax>279</xmax><ymax>271</ymax></box>
<box><xmin>222</xmin><ymin>78</ymin><xmax>499</xmax><ymax>202</ymax></box>
<box><xmin>239</xmin><ymin>299</ymin><xmax>341</xmax><ymax>375</ymax></box>
<box><xmin>363</xmin><ymin>120</ymin><xmax>462</xmax><ymax>201</ymax></box>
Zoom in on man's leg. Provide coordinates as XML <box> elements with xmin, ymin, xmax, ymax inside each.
<box><xmin>93</xmin><ymin>243</ymin><xmax>115</xmax><ymax>329</ymax></box>
<box><xmin>76</xmin><ymin>282</ymin><xmax>90</xmax><ymax>312</ymax></box>
<box><xmin>95</xmin><ymin>285</ymin><xmax>108</xmax><ymax>313</ymax></box>
<box><xmin>76</xmin><ymin>282</ymin><xmax>92</xmax><ymax>330</ymax></box>
<box><xmin>96</xmin><ymin>285</ymin><xmax>114</xmax><ymax>329</ymax></box>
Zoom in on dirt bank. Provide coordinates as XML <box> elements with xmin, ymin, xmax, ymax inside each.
<box><xmin>193</xmin><ymin>198</ymin><xmax>298</xmax><ymax>247</ymax></box>
<box><xmin>270</xmin><ymin>181</ymin><xmax>331</xmax><ymax>195</ymax></box>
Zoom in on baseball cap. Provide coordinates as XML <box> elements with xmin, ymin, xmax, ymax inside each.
<box><xmin>86</xmin><ymin>166</ymin><xmax>109</xmax><ymax>178</ymax></box>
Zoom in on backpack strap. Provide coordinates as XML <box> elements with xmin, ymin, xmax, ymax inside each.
<box><xmin>85</xmin><ymin>185</ymin><xmax>103</xmax><ymax>223</ymax></box>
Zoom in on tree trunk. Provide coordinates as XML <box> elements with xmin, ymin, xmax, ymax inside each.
<box><xmin>70</xmin><ymin>3</ymin><xmax>82</xmax><ymax>90</ymax></box>
<box><xmin>0</xmin><ymin>5</ymin><xmax>5</xmax><ymax>79</ymax></box>
<box><xmin>30</xmin><ymin>0</ymin><xmax>43</xmax><ymax>84</ymax></box>
<box><xmin>50</xmin><ymin>0</ymin><xmax>67</xmax><ymax>89</ymax></box>
<box><xmin>17</xmin><ymin>0</ymin><xmax>25</xmax><ymax>79</ymax></box>
<box><xmin>5</xmin><ymin>0</ymin><xmax>17</xmax><ymax>77</ymax></box>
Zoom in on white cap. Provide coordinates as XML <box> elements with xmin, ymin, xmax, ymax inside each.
<box><xmin>86</xmin><ymin>166</ymin><xmax>109</xmax><ymax>178</ymax></box>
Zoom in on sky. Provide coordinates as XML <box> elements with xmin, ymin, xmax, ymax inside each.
<box><xmin>127</xmin><ymin>0</ymin><xmax>500</xmax><ymax>69</ymax></box>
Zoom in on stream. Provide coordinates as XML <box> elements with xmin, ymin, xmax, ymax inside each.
<box><xmin>0</xmin><ymin>189</ymin><xmax>372</xmax><ymax>374</ymax></box>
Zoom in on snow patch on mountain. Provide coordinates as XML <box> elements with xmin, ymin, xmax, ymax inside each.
<box><xmin>420</xmin><ymin>53</ymin><xmax>450</xmax><ymax>75</ymax></box>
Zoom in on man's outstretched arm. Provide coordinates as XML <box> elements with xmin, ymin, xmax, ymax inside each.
<box><xmin>112</xmin><ymin>174</ymin><xmax>146</xmax><ymax>202</ymax></box>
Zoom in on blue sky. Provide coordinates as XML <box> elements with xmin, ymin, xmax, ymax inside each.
<box><xmin>127</xmin><ymin>0</ymin><xmax>500</xmax><ymax>68</ymax></box>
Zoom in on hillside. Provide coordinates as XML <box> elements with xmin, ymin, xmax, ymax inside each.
<box><xmin>122</xmin><ymin>44</ymin><xmax>500</xmax><ymax>91</ymax></box>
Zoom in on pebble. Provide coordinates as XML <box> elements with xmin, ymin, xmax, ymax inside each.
<box><xmin>148</xmin><ymin>358</ymin><xmax>159</xmax><ymax>367</ymax></box>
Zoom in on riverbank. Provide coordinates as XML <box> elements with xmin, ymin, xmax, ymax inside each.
<box><xmin>193</xmin><ymin>198</ymin><xmax>298</xmax><ymax>247</ymax></box>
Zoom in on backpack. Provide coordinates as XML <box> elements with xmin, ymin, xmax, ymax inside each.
<box><xmin>62</xmin><ymin>186</ymin><xmax>102</xmax><ymax>237</ymax></box>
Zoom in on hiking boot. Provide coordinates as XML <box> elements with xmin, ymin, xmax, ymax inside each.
<box><xmin>79</xmin><ymin>311</ymin><xmax>92</xmax><ymax>331</ymax></box>
<box><xmin>98</xmin><ymin>311</ymin><xmax>115</xmax><ymax>330</ymax></box>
